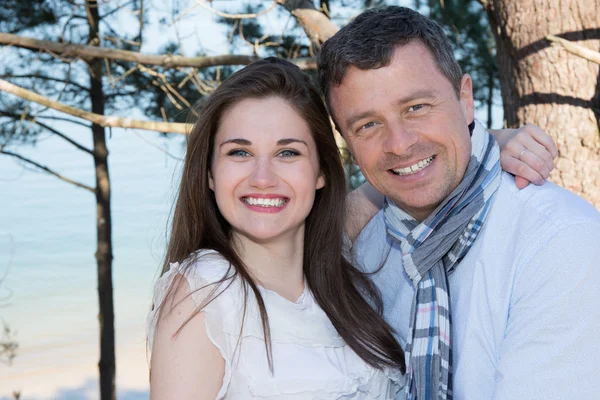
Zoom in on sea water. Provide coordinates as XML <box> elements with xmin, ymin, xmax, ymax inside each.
<box><xmin>0</xmin><ymin>128</ymin><xmax>185</xmax><ymax>399</ymax></box>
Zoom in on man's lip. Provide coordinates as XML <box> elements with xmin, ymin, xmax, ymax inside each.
<box><xmin>387</xmin><ymin>155</ymin><xmax>435</xmax><ymax>170</ymax></box>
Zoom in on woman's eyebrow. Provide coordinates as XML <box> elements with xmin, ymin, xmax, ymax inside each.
<box><xmin>219</xmin><ymin>138</ymin><xmax>251</xmax><ymax>147</ymax></box>
<box><xmin>219</xmin><ymin>138</ymin><xmax>308</xmax><ymax>147</ymax></box>
<box><xmin>277</xmin><ymin>138</ymin><xmax>308</xmax><ymax>147</ymax></box>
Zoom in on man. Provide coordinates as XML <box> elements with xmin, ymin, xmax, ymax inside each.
<box><xmin>318</xmin><ymin>6</ymin><xmax>600</xmax><ymax>400</ymax></box>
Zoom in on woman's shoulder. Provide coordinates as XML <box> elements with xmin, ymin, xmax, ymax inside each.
<box><xmin>151</xmin><ymin>249</ymin><xmax>239</xmax><ymax>312</ymax></box>
<box><xmin>178</xmin><ymin>249</ymin><xmax>233</xmax><ymax>282</ymax></box>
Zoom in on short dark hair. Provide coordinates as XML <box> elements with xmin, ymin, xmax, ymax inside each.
<box><xmin>318</xmin><ymin>6</ymin><xmax>463</xmax><ymax>107</ymax></box>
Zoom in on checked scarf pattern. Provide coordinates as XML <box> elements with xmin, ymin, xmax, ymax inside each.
<box><xmin>384</xmin><ymin>121</ymin><xmax>501</xmax><ymax>400</ymax></box>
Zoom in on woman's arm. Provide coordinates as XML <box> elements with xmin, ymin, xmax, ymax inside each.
<box><xmin>345</xmin><ymin>124</ymin><xmax>559</xmax><ymax>242</ymax></box>
<box><xmin>150</xmin><ymin>276</ymin><xmax>225</xmax><ymax>400</ymax></box>
<box><xmin>345</xmin><ymin>181</ymin><xmax>383</xmax><ymax>242</ymax></box>
<box><xmin>489</xmin><ymin>124</ymin><xmax>558</xmax><ymax>189</ymax></box>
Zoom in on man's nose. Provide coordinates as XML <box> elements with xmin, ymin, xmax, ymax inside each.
<box><xmin>248</xmin><ymin>157</ymin><xmax>278</xmax><ymax>188</ymax></box>
<box><xmin>382</xmin><ymin>121</ymin><xmax>419</xmax><ymax>155</ymax></box>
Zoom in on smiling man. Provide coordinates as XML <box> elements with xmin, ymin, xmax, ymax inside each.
<box><xmin>318</xmin><ymin>6</ymin><xmax>600</xmax><ymax>400</ymax></box>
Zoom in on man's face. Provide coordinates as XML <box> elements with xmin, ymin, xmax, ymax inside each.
<box><xmin>329</xmin><ymin>41</ymin><xmax>475</xmax><ymax>221</ymax></box>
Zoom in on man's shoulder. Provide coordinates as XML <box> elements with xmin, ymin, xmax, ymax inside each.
<box><xmin>493</xmin><ymin>172</ymin><xmax>600</xmax><ymax>229</ymax></box>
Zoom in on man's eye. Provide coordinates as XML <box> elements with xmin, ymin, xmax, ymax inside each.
<box><xmin>278</xmin><ymin>149</ymin><xmax>300</xmax><ymax>158</ymax></box>
<box><xmin>408</xmin><ymin>104</ymin><xmax>425</xmax><ymax>112</ymax></box>
<box><xmin>360</xmin><ymin>121</ymin><xmax>377</xmax><ymax>130</ymax></box>
<box><xmin>227</xmin><ymin>149</ymin><xmax>250</xmax><ymax>157</ymax></box>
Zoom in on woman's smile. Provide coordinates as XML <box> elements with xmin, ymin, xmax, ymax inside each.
<box><xmin>241</xmin><ymin>194</ymin><xmax>290</xmax><ymax>213</ymax></box>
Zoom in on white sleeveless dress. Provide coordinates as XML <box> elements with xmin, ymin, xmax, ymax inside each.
<box><xmin>147</xmin><ymin>250</ymin><xmax>404</xmax><ymax>399</ymax></box>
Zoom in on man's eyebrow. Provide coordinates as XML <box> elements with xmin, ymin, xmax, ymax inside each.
<box><xmin>277</xmin><ymin>138</ymin><xmax>308</xmax><ymax>147</ymax></box>
<box><xmin>346</xmin><ymin>110</ymin><xmax>377</xmax><ymax>130</ymax></box>
<box><xmin>394</xmin><ymin>89</ymin><xmax>438</xmax><ymax>106</ymax></box>
<box><xmin>219</xmin><ymin>138</ymin><xmax>251</xmax><ymax>147</ymax></box>
<box><xmin>344</xmin><ymin>89</ymin><xmax>439</xmax><ymax>129</ymax></box>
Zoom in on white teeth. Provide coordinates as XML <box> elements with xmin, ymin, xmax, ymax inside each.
<box><xmin>243</xmin><ymin>197</ymin><xmax>288</xmax><ymax>207</ymax></box>
<box><xmin>392</xmin><ymin>156</ymin><xmax>435</xmax><ymax>176</ymax></box>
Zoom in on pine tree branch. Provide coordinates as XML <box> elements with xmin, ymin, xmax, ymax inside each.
<box><xmin>0</xmin><ymin>78</ymin><xmax>190</xmax><ymax>134</ymax></box>
<box><xmin>0</xmin><ymin>32</ymin><xmax>316</xmax><ymax>69</ymax></box>
<box><xmin>546</xmin><ymin>34</ymin><xmax>600</xmax><ymax>65</ymax></box>
<box><xmin>0</xmin><ymin>150</ymin><xmax>95</xmax><ymax>192</ymax></box>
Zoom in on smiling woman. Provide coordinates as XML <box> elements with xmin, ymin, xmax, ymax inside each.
<box><xmin>210</xmin><ymin>97</ymin><xmax>324</xmax><ymax>243</ymax></box>
<box><xmin>146</xmin><ymin>58</ymin><xmax>407</xmax><ymax>400</ymax></box>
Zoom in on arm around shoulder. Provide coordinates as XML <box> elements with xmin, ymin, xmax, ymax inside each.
<box><xmin>150</xmin><ymin>273</ymin><xmax>225</xmax><ymax>400</ymax></box>
<box><xmin>345</xmin><ymin>182</ymin><xmax>384</xmax><ymax>242</ymax></box>
<box><xmin>492</xmin><ymin>221</ymin><xmax>600</xmax><ymax>400</ymax></box>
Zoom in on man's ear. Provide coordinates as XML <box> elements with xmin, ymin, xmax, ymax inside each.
<box><xmin>208</xmin><ymin>172</ymin><xmax>215</xmax><ymax>191</ymax></box>
<box><xmin>459</xmin><ymin>74</ymin><xmax>475</xmax><ymax>125</ymax></box>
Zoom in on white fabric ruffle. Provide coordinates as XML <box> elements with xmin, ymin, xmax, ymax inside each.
<box><xmin>147</xmin><ymin>249</ymin><xmax>404</xmax><ymax>399</ymax></box>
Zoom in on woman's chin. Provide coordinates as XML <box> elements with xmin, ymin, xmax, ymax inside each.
<box><xmin>233</xmin><ymin>225</ymin><xmax>304</xmax><ymax>245</ymax></box>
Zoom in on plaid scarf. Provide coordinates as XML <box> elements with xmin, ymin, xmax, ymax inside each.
<box><xmin>384</xmin><ymin>121</ymin><xmax>501</xmax><ymax>400</ymax></box>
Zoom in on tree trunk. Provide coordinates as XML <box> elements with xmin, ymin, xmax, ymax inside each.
<box><xmin>85</xmin><ymin>1</ymin><xmax>116</xmax><ymax>399</ymax></box>
<box><xmin>484</xmin><ymin>0</ymin><xmax>600</xmax><ymax>208</ymax></box>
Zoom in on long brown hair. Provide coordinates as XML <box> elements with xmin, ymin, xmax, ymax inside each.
<box><xmin>160</xmin><ymin>57</ymin><xmax>405</xmax><ymax>372</ymax></box>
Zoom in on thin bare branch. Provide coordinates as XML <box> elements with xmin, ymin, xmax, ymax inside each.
<box><xmin>0</xmin><ymin>111</ymin><xmax>93</xmax><ymax>154</ymax></box>
<box><xmin>0</xmin><ymin>33</ymin><xmax>316</xmax><ymax>70</ymax></box>
<box><xmin>0</xmin><ymin>150</ymin><xmax>95</xmax><ymax>192</ymax></box>
<box><xmin>36</xmin><ymin>121</ymin><xmax>93</xmax><ymax>154</ymax></box>
<box><xmin>546</xmin><ymin>34</ymin><xmax>600</xmax><ymax>65</ymax></box>
<box><xmin>195</xmin><ymin>0</ymin><xmax>278</xmax><ymax>19</ymax></box>
<box><xmin>35</xmin><ymin>115</ymin><xmax>92</xmax><ymax>128</ymax></box>
<box><xmin>132</xmin><ymin>130</ymin><xmax>183</xmax><ymax>161</ymax></box>
<box><xmin>3</xmin><ymin>74</ymin><xmax>90</xmax><ymax>92</ymax></box>
<box><xmin>0</xmin><ymin>78</ymin><xmax>190</xmax><ymax>134</ymax></box>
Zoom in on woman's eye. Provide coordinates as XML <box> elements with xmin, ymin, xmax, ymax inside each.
<box><xmin>278</xmin><ymin>149</ymin><xmax>300</xmax><ymax>158</ymax></box>
<box><xmin>227</xmin><ymin>149</ymin><xmax>250</xmax><ymax>157</ymax></box>
<box><xmin>408</xmin><ymin>104</ymin><xmax>425</xmax><ymax>112</ymax></box>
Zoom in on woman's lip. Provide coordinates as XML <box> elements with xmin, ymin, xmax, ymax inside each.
<box><xmin>240</xmin><ymin>198</ymin><xmax>289</xmax><ymax>213</ymax></box>
<box><xmin>241</xmin><ymin>193</ymin><xmax>290</xmax><ymax>199</ymax></box>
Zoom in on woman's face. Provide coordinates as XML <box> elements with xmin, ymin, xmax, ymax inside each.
<box><xmin>210</xmin><ymin>96</ymin><xmax>325</xmax><ymax>245</ymax></box>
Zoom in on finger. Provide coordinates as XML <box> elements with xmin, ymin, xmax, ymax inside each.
<box><xmin>520</xmin><ymin>149</ymin><xmax>551</xmax><ymax>180</ymax></box>
<box><xmin>515</xmin><ymin>176</ymin><xmax>530</xmax><ymax>189</ymax></box>
<box><xmin>519</xmin><ymin>135</ymin><xmax>554</xmax><ymax>174</ymax></box>
<box><xmin>523</xmin><ymin>124</ymin><xmax>558</xmax><ymax>159</ymax></box>
<box><xmin>500</xmin><ymin>153</ymin><xmax>545</xmax><ymax>185</ymax></box>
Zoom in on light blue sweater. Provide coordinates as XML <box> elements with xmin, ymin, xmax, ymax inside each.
<box><xmin>352</xmin><ymin>172</ymin><xmax>600</xmax><ymax>400</ymax></box>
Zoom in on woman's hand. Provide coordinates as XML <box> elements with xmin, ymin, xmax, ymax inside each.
<box><xmin>491</xmin><ymin>124</ymin><xmax>558</xmax><ymax>189</ymax></box>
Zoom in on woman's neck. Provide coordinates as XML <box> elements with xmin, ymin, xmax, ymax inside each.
<box><xmin>232</xmin><ymin>229</ymin><xmax>305</xmax><ymax>302</ymax></box>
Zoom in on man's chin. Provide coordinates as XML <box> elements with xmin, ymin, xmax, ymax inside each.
<box><xmin>386</xmin><ymin>191</ymin><xmax>447</xmax><ymax>221</ymax></box>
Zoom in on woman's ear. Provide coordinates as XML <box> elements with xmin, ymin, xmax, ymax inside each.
<box><xmin>316</xmin><ymin>173</ymin><xmax>325</xmax><ymax>190</ymax></box>
<box><xmin>209</xmin><ymin>172</ymin><xmax>215</xmax><ymax>191</ymax></box>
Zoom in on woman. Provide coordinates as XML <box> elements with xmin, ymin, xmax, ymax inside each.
<box><xmin>147</xmin><ymin>58</ymin><xmax>555</xmax><ymax>399</ymax></box>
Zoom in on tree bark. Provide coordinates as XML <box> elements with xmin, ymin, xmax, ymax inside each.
<box><xmin>484</xmin><ymin>0</ymin><xmax>600</xmax><ymax>207</ymax></box>
<box><xmin>276</xmin><ymin>0</ymin><xmax>339</xmax><ymax>45</ymax></box>
<box><xmin>85</xmin><ymin>1</ymin><xmax>116</xmax><ymax>399</ymax></box>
